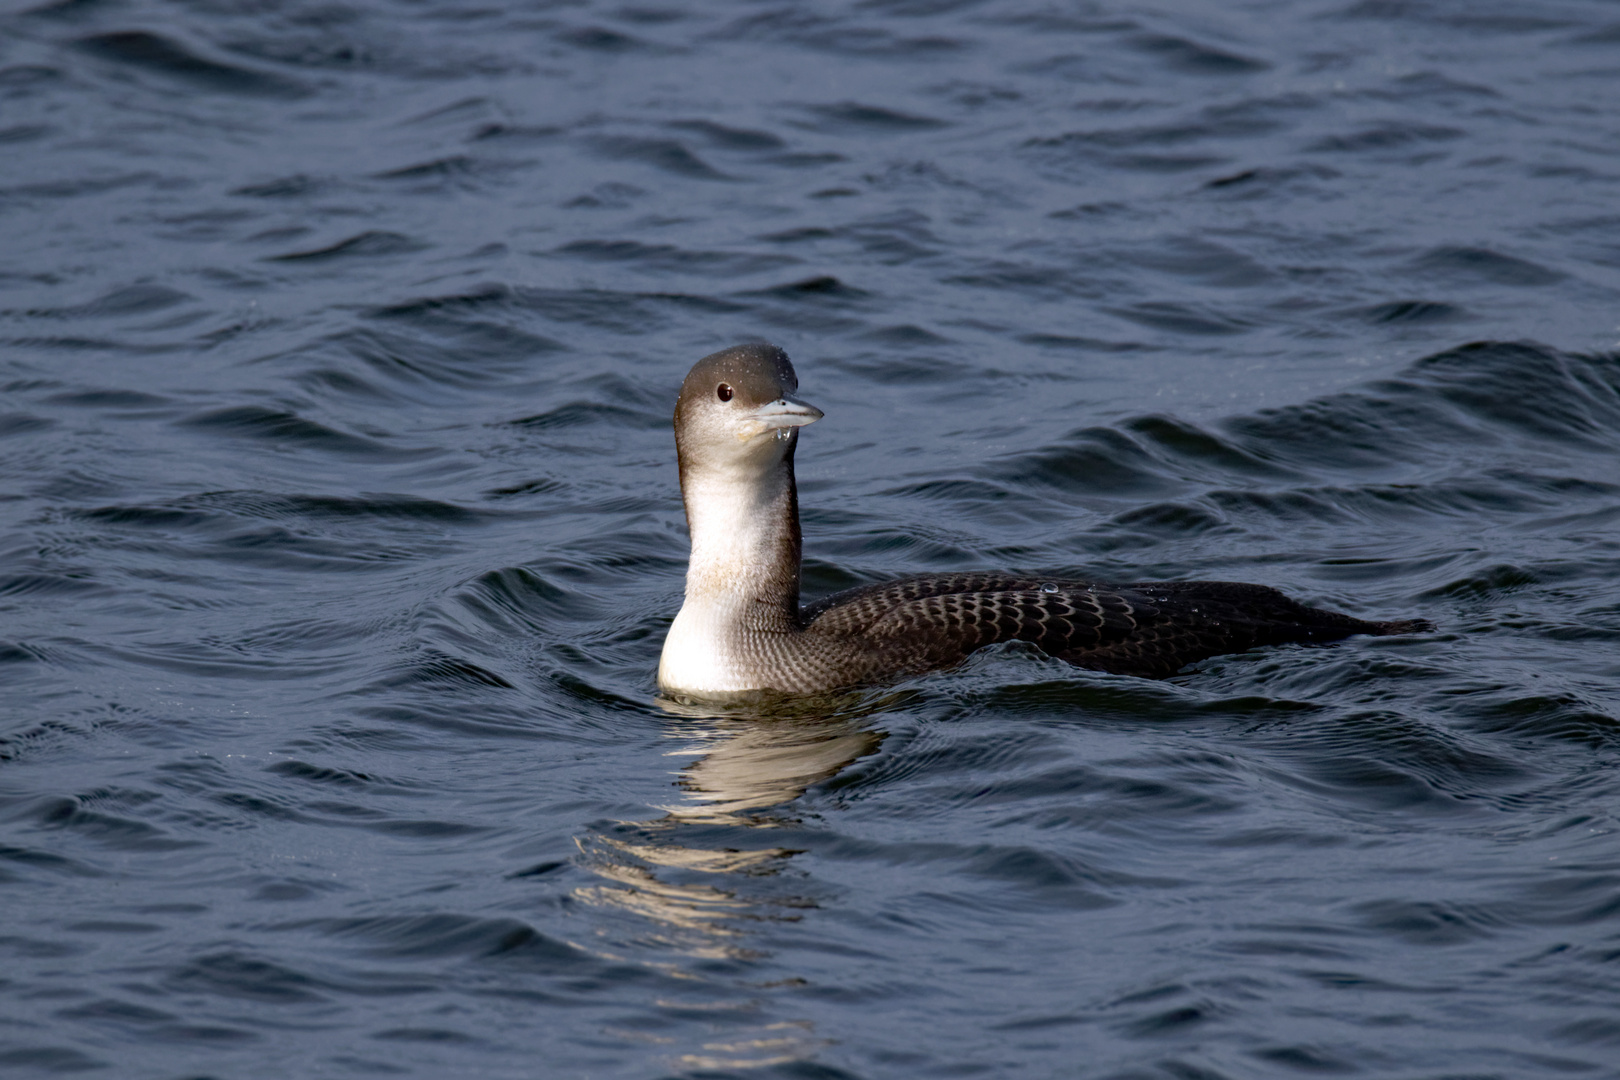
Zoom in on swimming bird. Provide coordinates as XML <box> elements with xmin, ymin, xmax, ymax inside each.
<box><xmin>658</xmin><ymin>343</ymin><xmax>1427</xmax><ymax>698</ymax></box>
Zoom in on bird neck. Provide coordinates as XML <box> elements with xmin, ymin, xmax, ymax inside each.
<box><xmin>679</xmin><ymin>444</ymin><xmax>803</xmax><ymax>632</ymax></box>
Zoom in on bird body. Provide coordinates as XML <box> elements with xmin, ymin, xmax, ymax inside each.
<box><xmin>658</xmin><ymin>344</ymin><xmax>1425</xmax><ymax>699</ymax></box>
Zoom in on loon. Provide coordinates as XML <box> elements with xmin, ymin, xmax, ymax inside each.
<box><xmin>658</xmin><ymin>343</ymin><xmax>1427</xmax><ymax>698</ymax></box>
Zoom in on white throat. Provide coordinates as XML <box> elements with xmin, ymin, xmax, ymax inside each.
<box><xmin>659</xmin><ymin>442</ymin><xmax>800</xmax><ymax>694</ymax></box>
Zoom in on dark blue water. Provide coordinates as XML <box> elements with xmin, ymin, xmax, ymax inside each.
<box><xmin>4</xmin><ymin>1</ymin><xmax>1620</xmax><ymax>1076</ymax></box>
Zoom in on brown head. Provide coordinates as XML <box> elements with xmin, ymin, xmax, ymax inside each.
<box><xmin>673</xmin><ymin>343</ymin><xmax>823</xmax><ymax>483</ymax></box>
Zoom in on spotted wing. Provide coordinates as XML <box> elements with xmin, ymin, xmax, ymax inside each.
<box><xmin>804</xmin><ymin>575</ymin><xmax>1403</xmax><ymax>680</ymax></box>
<box><xmin>803</xmin><ymin>573</ymin><xmax>1137</xmax><ymax>678</ymax></box>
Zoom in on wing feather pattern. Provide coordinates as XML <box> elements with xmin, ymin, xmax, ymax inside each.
<box><xmin>800</xmin><ymin>574</ymin><xmax>1422</xmax><ymax>683</ymax></box>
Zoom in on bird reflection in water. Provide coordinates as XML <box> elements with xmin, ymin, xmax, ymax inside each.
<box><xmin>663</xmin><ymin>703</ymin><xmax>886</xmax><ymax>823</ymax></box>
<box><xmin>570</xmin><ymin>695</ymin><xmax>892</xmax><ymax>1070</ymax></box>
<box><xmin>575</xmin><ymin>696</ymin><xmax>888</xmax><ymax>946</ymax></box>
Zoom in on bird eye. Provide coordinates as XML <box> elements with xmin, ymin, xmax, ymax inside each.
<box><xmin>716</xmin><ymin>383</ymin><xmax>733</xmax><ymax>402</ymax></box>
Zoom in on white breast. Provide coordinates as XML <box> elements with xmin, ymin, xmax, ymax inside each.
<box><xmin>662</xmin><ymin>419</ymin><xmax>806</xmax><ymax>695</ymax></box>
<box><xmin>659</xmin><ymin>594</ymin><xmax>754</xmax><ymax>694</ymax></box>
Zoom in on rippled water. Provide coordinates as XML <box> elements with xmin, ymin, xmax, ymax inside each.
<box><xmin>4</xmin><ymin>0</ymin><xmax>1620</xmax><ymax>1076</ymax></box>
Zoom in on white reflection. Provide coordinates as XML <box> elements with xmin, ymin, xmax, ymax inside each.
<box><xmin>569</xmin><ymin>700</ymin><xmax>891</xmax><ymax>1070</ymax></box>
<box><xmin>662</xmin><ymin>713</ymin><xmax>884</xmax><ymax>822</ymax></box>
<box><xmin>573</xmin><ymin>706</ymin><xmax>884</xmax><ymax>941</ymax></box>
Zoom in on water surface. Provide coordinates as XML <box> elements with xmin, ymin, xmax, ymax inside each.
<box><xmin>4</xmin><ymin>1</ymin><xmax>1620</xmax><ymax>1077</ymax></box>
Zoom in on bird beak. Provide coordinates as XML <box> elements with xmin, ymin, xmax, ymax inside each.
<box><xmin>748</xmin><ymin>395</ymin><xmax>824</xmax><ymax>431</ymax></box>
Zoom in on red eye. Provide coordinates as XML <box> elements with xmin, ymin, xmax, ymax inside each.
<box><xmin>716</xmin><ymin>383</ymin><xmax>733</xmax><ymax>402</ymax></box>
